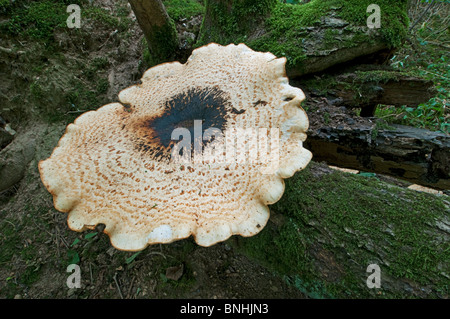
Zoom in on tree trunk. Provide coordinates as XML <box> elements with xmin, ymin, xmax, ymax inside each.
<box><xmin>198</xmin><ymin>0</ymin><xmax>278</xmax><ymax>45</ymax></box>
<box><xmin>128</xmin><ymin>0</ymin><xmax>179</xmax><ymax>65</ymax></box>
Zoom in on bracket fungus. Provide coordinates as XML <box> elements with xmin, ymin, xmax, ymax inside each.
<box><xmin>39</xmin><ymin>43</ymin><xmax>312</xmax><ymax>251</ymax></box>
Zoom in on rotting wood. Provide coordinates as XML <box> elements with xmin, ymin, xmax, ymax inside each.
<box><xmin>332</xmin><ymin>71</ymin><xmax>436</xmax><ymax>117</ymax></box>
<box><xmin>305</xmin><ymin>123</ymin><xmax>450</xmax><ymax>190</ymax></box>
<box><xmin>299</xmin><ymin>67</ymin><xmax>437</xmax><ymax>117</ymax></box>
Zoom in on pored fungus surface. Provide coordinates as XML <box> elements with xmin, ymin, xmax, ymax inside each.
<box><xmin>39</xmin><ymin>43</ymin><xmax>312</xmax><ymax>250</ymax></box>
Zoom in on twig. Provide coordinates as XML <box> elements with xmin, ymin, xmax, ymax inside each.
<box><xmin>422</xmin><ymin>70</ymin><xmax>449</xmax><ymax>80</ymax></box>
<box><xmin>4</xmin><ymin>220</ymin><xmax>16</xmax><ymax>230</ymax></box>
<box><xmin>55</xmin><ymin>228</ymin><xmax>60</xmax><ymax>258</ymax></box>
<box><xmin>113</xmin><ymin>272</ymin><xmax>124</xmax><ymax>299</ymax></box>
<box><xmin>422</xmin><ymin>41</ymin><xmax>450</xmax><ymax>50</ymax></box>
<box><xmin>409</xmin><ymin>0</ymin><xmax>435</xmax><ymax>33</ymax></box>
<box><xmin>99</xmin><ymin>30</ymin><xmax>118</xmax><ymax>49</ymax></box>
<box><xmin>0</xmin><ymin>46</ymin><xmax>25</xmax><ymax>55</ymax></box>
<box><xmin>60</xmin><ymin>236</ymin><xmax>70</xmax><ymax>249</ymax></box>
<box><xmin>65</xmin><ymin>109</ymin><xmax>87</xmax><ymax>115</ymax></box>
<box><xmin>89</xmin><ymin>263</ymin><xmax>94</xmax><ymax>284</ymax></box>
<box><xmin>148</xmin><ymin>251</ymin><xmax>169</xmax><ymax>259</ymax></box>
<box><xmin>126</xmin><ymin>276</ymin><xmax>136</xmax><ymax>299</ymax></box>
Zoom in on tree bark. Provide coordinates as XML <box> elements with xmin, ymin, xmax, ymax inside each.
<box><xmin>128</xmin><ymin>0</ymin><xmax>179</xmax><ymax>65</ymax></box>
<box><xmin>198</xmin><ymin>0</ymin><xmax>277</xmax><ymax>45</ymax></box>
<box><xmin>299</xmin><ymin>66</ymin><xmax>437</xmax><ymax>117</ymax></box>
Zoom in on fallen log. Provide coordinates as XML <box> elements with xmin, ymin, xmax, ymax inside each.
<box><xmin>233</xmin><ymin>161</ymin><xmax>449</xmax><ymax>298</ymax></box>
<box><xmin>305</xmin><ymin>122</ymin><xmax>450</xmax><ymax>190</ymax></box>
<box><xmin>197</xmin><ymin>1</ymin><xmax>410</xmax><ymax>78</ymax></box>
<box><xmin>332</xmin><ymin>69</ymin><xmax>436</xmax><ymax>117</ymax></box>
<box><xmin>298</xmin><ymin>66</ymin><xmax>437</xmax><ymax>117</ymax></box>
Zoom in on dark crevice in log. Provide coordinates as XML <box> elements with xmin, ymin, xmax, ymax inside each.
<box><xmin>305</xmin><ymin>123</ymin><xmax>449</xmax><ymax>190</ymax></box>
<box><xmin>295</xmin><ymin>64</ymin><xmax>437</xmax><ymax>118</ymax></box>
<box><xmin>301</xmin><ymin>93</ymin><xmax>449</xmax><ymax>190</ymax></box>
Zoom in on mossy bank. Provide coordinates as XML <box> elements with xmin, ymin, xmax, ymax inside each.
<box><xmin>0</xmin><ymin>0</ymin><xmax>139</xmax><ymax>127</ymax></box>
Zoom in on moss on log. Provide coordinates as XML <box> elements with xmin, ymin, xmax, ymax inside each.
<box><xmin>197</xmin><ymin>0</ymin><xmax>410</xmax><ymax>77</ymax></box>
<box><xmin>231</xmin><ymin>162</ymin><xmax>449</xmax><ymax>298</ymax></box>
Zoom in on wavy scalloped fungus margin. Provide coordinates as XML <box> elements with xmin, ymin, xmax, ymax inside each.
<box><xmin>39</xmin><ymin>43</ymin><xmax>312</xmax><ymax>251</ymax></box>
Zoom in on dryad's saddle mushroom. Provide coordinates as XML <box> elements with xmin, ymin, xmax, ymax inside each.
<box><xmin>39</xmin><ymin>43</ymin><xmax>312</xmax><ymax>251</ymax></box>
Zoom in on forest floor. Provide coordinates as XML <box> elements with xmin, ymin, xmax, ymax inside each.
<box><xmin>0</xmin><ymin>0</ymin><xmax>448</xmax><ymax>299</ymax></box>
<box><xmin>0</xmin><ymin>0</ymin><xmax>309</xmax><ymax>299</ymax></box>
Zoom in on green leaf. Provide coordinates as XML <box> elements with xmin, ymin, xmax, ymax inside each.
<box><xmin>358</xmin><ymin>172</ymin><xmax>377</xmax><ymax>178</ymax></box>
<box><xmin>67</xmin><ymin>250</ymin><xmax>80</xmax><ymax>264</ymax></box>
<box><xmin>84</xmin><ymin>232</ymin><xmax>98</xmax><ymax>240</ymax></box>
<box><xmin>125</xmin><ymin>251</ymin><xmax>141</xmax><ymax>264</ymax></box>
<box><xmin>71</xmin><ymin>238</ymin><xmax>81</xmax><ymax>247</ymax></box>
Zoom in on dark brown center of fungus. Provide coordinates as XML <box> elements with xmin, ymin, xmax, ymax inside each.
<box><xmin>136</xmin><ymin>87</ymin><xmax>231</xmax><ymax>161</ymax></box>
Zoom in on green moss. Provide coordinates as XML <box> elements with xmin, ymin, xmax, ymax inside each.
<box><xmin>197</xmin><ymin>0</ymin><xmax>278</xmax><ymax>45</ymax></box>
<box><xmin>198</xmin><ymin>0</ymin><xmax>409</xmax><ymax>69</ymax></box>
<box><xmin>337</xmin><ymin>0</ymin><xmax>409</xmax><ymax>45</ymax></box>
<box><xmin>2</xmin><ymin>0</ymin><xmax>131</xmax><ymax>41</ymax></box>
<box><xmin>226</xmin><ymin>1</ymin><xmax>337</xmax><ymax>65</ymax></box>
<box><xmin>143</xmin><ymin>20</ymin><xmax>180</xmax><ymax>67</ymax></box>
<box><xmin>84</xmin><ymin>6</ymin><xmax>132</xmax><ymax>32</ymax></box>
<box><xmin>354</xmin><ymin>70</ymin><xmax>411</xmax><ymax>84</ymax></box>
<box><xmin>163</xmin><ymin>0</ymin><xmax>205</xmax><ymax>21</ymax></box>
<box><xmin>0</xmin><ymin>203</ymin><xmax>55</xmax><ymax>293</ymax></box>
<box><xmin>0</xmin><ymin>0</ymin><xmax>12</xmax><ymax>14</ymax></box>
<box><xmin>258</xmin><ymin>0</ymin><xmax>407</xmax><ymax>63</ymax></box>
<box><xmin>301</xmin><ymin>76</ymin><xmax>338</xmax><ymax>96</ymax></box>
<box><xmin>0</xmin><ymin>218</ymin><xmax>20</xmax><ymax>264</ymax></box>
<box><xmin>64</xmin><ymin>77</ymin><xmax>108</xmax><ymax>115</ymax></box>
<box><xmin>234</xmin><ymin>162</ymin><xmax>448</xmax><ymax>298</ymax></box>
<box><xmin>4</xmin><ymin>1</ymin><xmax>68</xmax><ymax>40</ymax></box>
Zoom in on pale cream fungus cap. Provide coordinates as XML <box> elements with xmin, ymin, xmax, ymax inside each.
<box><xmin>39</xmin><ymin>43</ymin><xmax>312</xmax><ymax>251</ymax></box>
